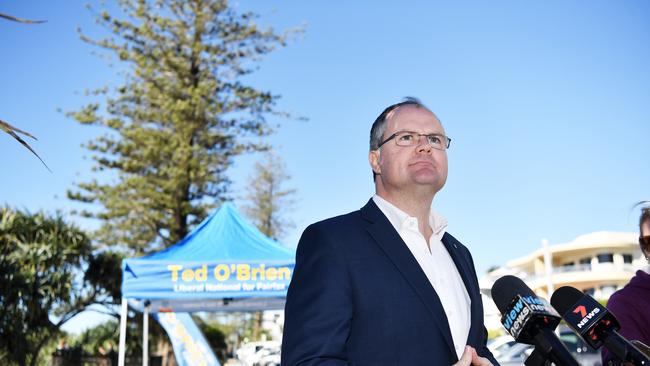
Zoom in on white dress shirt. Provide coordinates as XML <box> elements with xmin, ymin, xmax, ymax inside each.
<box><xmin>373</xmin><ymin>195</ymin><xmax>471</xmax><ymax>360</ymax></box>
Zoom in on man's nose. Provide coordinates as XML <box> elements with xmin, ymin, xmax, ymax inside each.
<box><xmin>416</xmin><ymin>136</ymin><xmax>433</xmax><ymax>153</ymax></box>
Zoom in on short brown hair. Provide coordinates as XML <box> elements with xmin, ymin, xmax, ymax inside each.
<box><xmin>369</xmin><ymin>97</ymin><xmax>429</xmax><ymax>151</ymax></box>
<box><xmin>369</xmin><ymin>97</ymin><xmax>431</xmax><ymax>180</ymax></box>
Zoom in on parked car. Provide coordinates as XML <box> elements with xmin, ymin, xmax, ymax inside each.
<box><xmin>496</xmin><ymin>342</ymin><xmax>535</xmax><ymax>366</ymax></box>
<box><xmin>251</xmin><ymin>345</ymin><xmax>280</xmax><ymax>366</ymax></box>
<box><xmin>236</xmin><ymin>341</ymin><xmax>280</xmax><ymax>366</ymax></box>
<box><xmin>257</xmin><ymin>349</ymin><xmax>280</xmax><ymax>366</ymax></box>
<box><xmin>559</xmin><ymin>331</ymin><xmax>601</xmax><ymax>366</ymax></box>
<box><xmin>488</xmin><ymin>335</ymin><xmax>517</xmax><ymax>359</ymax></box>
<box><xmin>495</xmin><ymin>330</ymin><xmax>601</xmax><ymax>366</ymax></box>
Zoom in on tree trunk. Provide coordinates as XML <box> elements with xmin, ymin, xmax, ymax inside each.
<box><xmin>251</xmin><ymin>311</ymin><xmax>264</xmax><ymax>340</ymax></box>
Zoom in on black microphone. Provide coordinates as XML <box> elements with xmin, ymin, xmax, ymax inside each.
<box><xmin>491</xmin><ymin>275</ymin><xmax>579</xmax><ymax>366</ymax></box>
<box><xmin>550</xmin><ymin>286</ymin><xmax>650</xmax><ymax>365</ymax></box>
<box><xmin>632</xmin><ymin>340</ymin><xmax>650</xmax><ymax>359</ymax></box>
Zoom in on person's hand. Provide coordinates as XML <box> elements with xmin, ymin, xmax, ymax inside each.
<box><xmin>452</xmin><ymin>346</ymin><xmax>493</xmax><ymax>366</ymax></box>
<box><xmin>452</xmin><ymin>346</ymin><xmax>474</xmax><ymax>366</ymax></box>
<box><xmin>470</xmin><ymin>348</ymin><xmax>493</xmax><ymax>366</ymax></box>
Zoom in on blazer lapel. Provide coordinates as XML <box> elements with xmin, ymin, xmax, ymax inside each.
<box><xmin>441</xmin><ymin>233</ymin><xmax>483</xmax><ymax>346</ymax></box>
<box><xmin>360</xmin><ymin>199</ymin><xmax>456</xmax><ymax>356</ymax></box>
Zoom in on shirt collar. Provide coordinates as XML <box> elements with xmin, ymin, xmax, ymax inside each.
<box><xmin>372</xmin><ymin>194</ymin><xmax>448</xmax><ymax>241</ymax></box>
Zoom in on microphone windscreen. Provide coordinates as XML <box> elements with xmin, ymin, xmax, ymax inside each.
<box><xmin>491</xmin><ymin>275</ymin><xmax>536</xmax><ymax>314</ymax></box>
<box><xmin>550</xmin><ymin>286</ymin><xmax>584</xmax><ymax>315</ymax></box>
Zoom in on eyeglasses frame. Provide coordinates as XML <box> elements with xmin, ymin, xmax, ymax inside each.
<box><xmin>377</xmin><ymin>130</ymin><xmax>451</xmax><ymax>150</ymax></box>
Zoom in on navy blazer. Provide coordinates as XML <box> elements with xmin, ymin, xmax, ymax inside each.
<box><xmin>282</xmin><ymin>199</ymin><xmax>498</xmax><ymax>366</ymax></box>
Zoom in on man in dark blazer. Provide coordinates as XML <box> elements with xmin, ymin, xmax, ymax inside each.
<box><xmin>282</xmin><ymin>98</ymin><xmax>497</xmax><ymax>366</ymax></box>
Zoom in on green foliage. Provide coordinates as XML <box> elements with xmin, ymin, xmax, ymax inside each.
<box><xmin>71</xmin><ymin>319</ymin><xmax>120</xmax><ymax>355</ymax></box>
<box><xmin>193</xmin><ymin>316</ymin><xmax>232</xmax><ymax>363</ymax></box>
<box><xmin>0</xmin><ymin>207</ymin><xmax>92</xmax><ymax>366</ymax></box>
<box><xmin>244</xmin><ymin>152</ymin><xmax>296</xmax><ymax>241</ymax></box>
<box><xmin>84</xmin><ymin>251</ymin><xmax>124</xmax><ymax>301</ymax></box>
<box><xmin>487</xmin><ymin>327</ymin><xmax>505</xmax><ymax>340</ymax></box>
<box><xmin>68</xmin><ymin>0</ymin><xmax>299</xmax><ymax>254</ymax></box>
<box><xmin>36</xmin><ymin>337</ymin><xmax>60</xmax><ymax>366</ymax></box>
<box><xmin>68</xmin><ymin>320</ymin><xmax>120</xmax><ymax>355</ymax></box>
<box><xmin>69</xmin><ymin>317</ymin><xmax>163</xmax><ymax>358</ymax></box>
<box><xmin>60</xmin><ymin>314</ymin><xmax>173</xmax><ymax>362</ymax></box>
<box><xmin>599</xmin><ymin>297</ymin><xmax>609</xmax><ymax>307</ymax></box>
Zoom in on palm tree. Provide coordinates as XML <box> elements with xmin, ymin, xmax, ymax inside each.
<box><xmin>0</xmin><ymin>207</ymin><xmax>92</xmax><ymax>366</ymax></box>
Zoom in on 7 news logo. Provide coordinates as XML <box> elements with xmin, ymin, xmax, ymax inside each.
<box><xmin>573</xmin><ymin>305</ymin><xmax>600</xmax><ymax>329</ymax></box>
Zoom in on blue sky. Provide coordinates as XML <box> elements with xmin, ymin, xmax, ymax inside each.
<box><xmin>1</xmin><ymin>0</ymin><xmax>649</xmax><ymax>331</ymax></box>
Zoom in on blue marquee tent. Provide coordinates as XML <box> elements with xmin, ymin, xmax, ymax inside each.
<box><xmin>121</xmin><ymin>202</ymin><xmax>296</xmax><ymax>312</ymax></box>
<box><xmin>117</xmin><ymin>203</ymin><xmax>296</xmax><ymax>365</ymax></box>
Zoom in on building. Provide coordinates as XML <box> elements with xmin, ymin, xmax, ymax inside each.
<box><xmin>480</xmin><ymin>231</ymin><xmax>646</xmax><ymax>332</ymax></box>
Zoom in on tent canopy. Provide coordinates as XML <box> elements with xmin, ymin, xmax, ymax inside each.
<box><xmin>121</xmin><ymin>203</ymin><xmax>296</xmax><ymax>312</ymax></box>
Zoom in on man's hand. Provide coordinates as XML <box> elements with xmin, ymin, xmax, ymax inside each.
<box><xmin>453</xmin><ymin>346</ymin><xmax>493</xmax><ymax>366</ymax></box>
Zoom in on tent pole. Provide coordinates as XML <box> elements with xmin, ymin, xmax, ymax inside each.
<box><xmin>143</xmin><ymin>301</ymin><xmax>150</xmax><ymax>366</ymax></box>
<box><xmin>118</xmin><ymin>298</ymin><xmax>128</xmax><ymax>366</ymax></box>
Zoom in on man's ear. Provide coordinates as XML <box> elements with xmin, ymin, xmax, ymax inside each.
<box><xmin>369</xmin><ymin>150</ymin><xmax>381</xmax><ymax>175</ymax></box>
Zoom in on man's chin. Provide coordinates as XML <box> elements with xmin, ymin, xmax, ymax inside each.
<box><xmin>411</xmin><ymin>173</ymin><xmax>446</xmax><ymax>189</ymax></box>
<box><xmin>411</xmin><ymin>171</ymin><xmax>441</xmax><ymax>183</ymax></box>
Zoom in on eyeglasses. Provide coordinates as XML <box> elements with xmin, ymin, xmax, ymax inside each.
<box><xmin>377</xmin><ymin>130</ymin><xmax>451</xmax><ymax>150</ymax></box>
<box><xmin>640</xmin><ymin>235</ymin><xmax>650</xmax><ymax>249</ymax></box>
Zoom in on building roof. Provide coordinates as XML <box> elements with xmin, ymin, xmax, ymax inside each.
<box><xmin>506</xmin><ymin>231</ymin><xmax>637</xmax><ymax>267</ymax></box>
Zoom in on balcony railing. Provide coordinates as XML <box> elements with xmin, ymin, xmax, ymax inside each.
<box><xmin>554</xmin><ymin>264</ymin><xmax>592</xmax><ymax>273</ymax></box>
<box><xmin>517</xmin><ymin>263</ymin><xmax>638</xmax><ymax>282</ymax></box>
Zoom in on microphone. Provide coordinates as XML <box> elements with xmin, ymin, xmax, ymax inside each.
<box><xmin>633</xmin><ymin>341</ymin><xmax>650</xmax><ymax>358</ymax></box>
<box><xmin>550</xmin><ymin>286</ymin><xmax>650</xmax><ymax>365</ymax></box>
<box><xmin>491</xmin><ymin>275</ymin><xmax>579</xmax><ymax>366</ymax></box>
<box><xmin>632</xmin><ymin>341</ymin><xmax>650</xmax><ymax>359</ymax></box>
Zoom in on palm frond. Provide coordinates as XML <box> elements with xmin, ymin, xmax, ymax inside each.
<box><xmin>0</xmin><ymin>12</ymin><xmax>46</xmax><ymax>24</ymax></box>
<box><xmin>0</xmin><ymin>119</ymin><xmax>51</xmax><ymax>172</ymax></box>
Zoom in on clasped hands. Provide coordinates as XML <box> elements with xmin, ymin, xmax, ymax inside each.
<box><xmin>452</xmin><ymin>346</ymin><xmax>493</xmax><ymax>366</ymax></box>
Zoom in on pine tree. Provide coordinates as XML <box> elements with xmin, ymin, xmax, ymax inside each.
<box><xmin>243</xmin><ymin>152</ymin><xmax>296</xmax><ymax>341</ymax></box>
<box><xmin>244</xmin><ymin>152</ymin><xmax>296</xmax><ymax>241</ymax></box>
<box><xmin>68</xmin><ymin>0</ymin><xmax>297</xmax><ymax>253</ymax></box>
